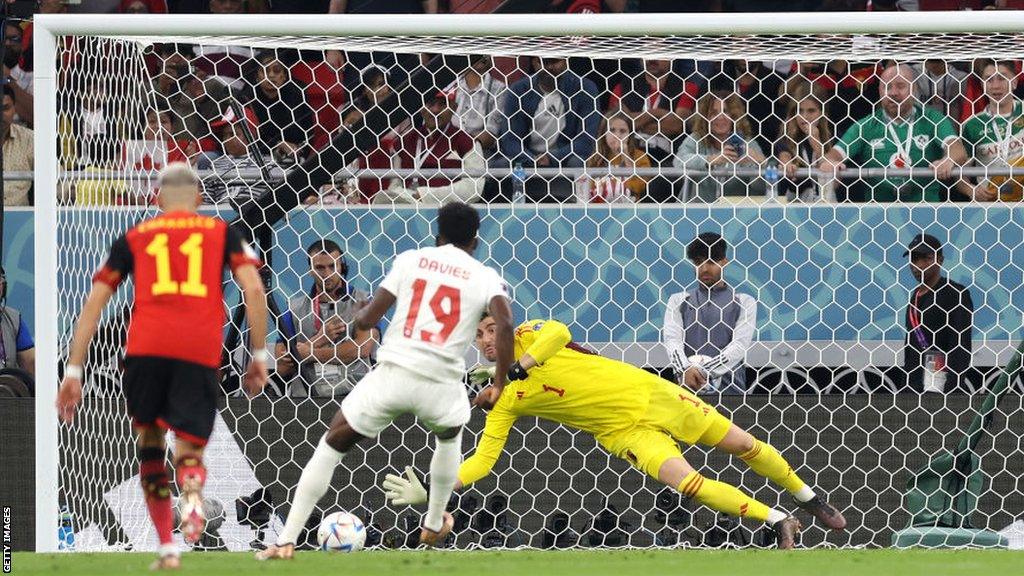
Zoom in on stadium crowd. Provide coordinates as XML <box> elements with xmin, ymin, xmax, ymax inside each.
<box><xmin>5</xmin><ymin>1</ymin><xmax>1024</xmax><ymax>205</ymax></box>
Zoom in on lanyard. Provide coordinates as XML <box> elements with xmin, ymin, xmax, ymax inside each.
<box><xmin>885</xmin><ymin>113</ymin><xmax>917</xmax><ymax>165</ymax></box>
<box><xmin>312</xmin><ymin>294</ymin><xmax>324</xmax><ymax>331</ymax></box>
<box><xmin>908</xmin><ymin>287</ymin><xmax>930</xmax><ymax>349</ymax></box>
<box><xmin>312</xmin><ymin>293</ymin><xmax>337</xmax><ymax>332</ymax></box>
<box><xmin>989</xmin><ymin>108</ymin><xmax>1017</xmax><ymax>161</ymax></box>
<box><xmin>413</xmin><ymin>132</ymin><xmax>429</xmax><ymax>172</ymax></box>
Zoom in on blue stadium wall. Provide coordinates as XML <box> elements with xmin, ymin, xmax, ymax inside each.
<box><xmin>8</xmin><ymin>205</ymin><xmax>1023</xmax><ymax>347</ymax></box>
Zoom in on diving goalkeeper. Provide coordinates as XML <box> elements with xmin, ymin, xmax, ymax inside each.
<box><xmin>383</xmin><ymin>316</ymin><xmax>846</xmax><ymax>548</ymax></box>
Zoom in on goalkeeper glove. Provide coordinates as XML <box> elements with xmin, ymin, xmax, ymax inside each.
<box><xmin>507</xmin><ymin>361</ymin><xmax>528</xmax><ymax>381</ymax></box>
<box><xmin>468</xmin><ymin>364</ymin><xmax>496</xmax><ymax>386</ymax></box>
<box><xmin>382</xmin><ymin>465</ymin><xmax>428</xmax><ymax>506</ymax></box>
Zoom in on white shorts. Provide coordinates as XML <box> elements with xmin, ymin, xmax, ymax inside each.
<box><xmin>340</xmin><ymin>362</ymin><xmax>471</xmax><ymax>437</ymax></box>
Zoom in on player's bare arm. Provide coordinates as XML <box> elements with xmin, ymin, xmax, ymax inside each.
<box><xmin>56</xmin><ymin>281</ymin><xmax>116</xmax><ymax>423</ymax></box>
<box><xmin>354</xmin><ymin>287</ymin><xmax>397</xmax><ymax>332</ymax></box>
<box><xmin>233</xmin><ymin>262</ymin><xmax>270</xmax><ymax>396</ymax></box>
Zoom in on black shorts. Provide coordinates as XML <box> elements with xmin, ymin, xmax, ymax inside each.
<box><xmin>123</xmin><ymin>356</ymin><xmax>219</xmax><ymax>446</ymax></box>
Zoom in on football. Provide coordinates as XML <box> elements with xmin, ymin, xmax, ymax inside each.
<box><xmin>316</xmin><ymin>511</ymin><xmax>366</xmax><ymax>552</ymax></box>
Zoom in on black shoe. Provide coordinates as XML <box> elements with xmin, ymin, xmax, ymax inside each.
<box><xmin>771</xmin><ymin>516</ymin><xmax>802</xmax><ymax>550</ymax></box>
<box><xmin>796</xmin><ymin>495</ymin><xmax>847</xmax><ymax>531</ymax></box>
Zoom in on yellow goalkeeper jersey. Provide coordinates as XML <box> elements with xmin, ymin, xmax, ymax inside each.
<box><xmin>458</xmin><ymin>318</ymin><xmax>663</xmax><ymax>486</ymax></box>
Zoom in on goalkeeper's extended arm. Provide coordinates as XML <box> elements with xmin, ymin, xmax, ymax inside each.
<box><xmin>520</xmin><ymin>320</ymin><xmax>572</xmax><ymax>368</ymax></box>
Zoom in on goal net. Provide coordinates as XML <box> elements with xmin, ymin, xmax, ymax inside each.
<box><xmin>36</xmin><ymin>12</ymin><xmax>1024</xmax><ymax>552</ymax></box>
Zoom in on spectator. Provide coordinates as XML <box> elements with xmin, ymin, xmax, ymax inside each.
<box><xmin>608</xmin><ymin>59</ymin><xmax>693</xmax><ymax>165</ymax></box>
<box><xmin>73</xmin><ymin>77</ymin><xmax>121</xmax><ymax>168</ymax></box>
<box><xmin>290</xmin><ymin>50</ymin><xmax>346</xmax><ymax>151</ymax></box>
<box><xmin>580</xmin><ymin>112</ymin><xmax>652</xmax><ymax>203</ymax></box>
<box><xmin>776</xmin><ymin>82</ymin><xmax>836</xmax><ymax>202</ymax></box>
<box><xmin>911</xmin><ymin>59</ymin><xmax>968</xmax><ymax>121</ymax></box>
<box><xmin>663</xmin><ymin>233</ymin><xmax>756</xmax><ymax>395</ymax></box>
<box><xmin>0</xmin><ymin>266</ymin><xmax>35</xmax><ymax>382</ymax></box>
<box><xmin>957</xmin><ymin>60</ymin><xmax>1024</xmax><ymax>202</ymax></box>
<box><xmin>2</xmin><ymin>86</ymin><xmax>33</xmax><ymax>206</ymax></box>
<box><xmin>121</xmin><ymin>108</ymin><xmax>193</xmax><ymax>203</ymax></box>
<box><xmin>189</xmin><ymin>0</ymin><xmax>257</xmax><ymax>91</ymax></box>
<box><xmin>202</xmin><ymin>107</ymin><xmax>282</xmax><ymax>206</ymax></box>
<box><xmin>672</xmin><ymin>90</ymin><xmax>767</xmax><ymax>202</ymax></box>
<box><xmin>498</xmin><ymin>56</ymin><xmax>600</xmax><ymax>202</ymax></box>
<box><xmin>163</xmin><ymin>56</ymin><xmax>232</xmax><ymax>168</ymax></box>
<box><xmin>274</xmin><ymin>240</ymin><xmax>377</xmax><ymax>398</ymax></box>
<box><xmin>818</xmin><ymin>63</ymin><xmax>967</xmax><ymax>202</ymax></box>
<box><xmin>823</xmin><ymin>60</ymin><xmax>880</xmax><ymax>138</ymax></box>
<box><xmin>901</xmin><ymin>234</ymin><xmax>974</xmax><ymax>392</ymax></box>
<box><xmin>727</xmin><ymin>59</ymin><xmax>787</xmax><ymax>154</ymax></box>
<box><xmin>448</xmin><ymin>54</ymin><xmax>506</xmax><ymax>153</ymax></box>
<box><xmin>374</xmin><ymin>92</ymin><xmax>485</xmax><ymax>204</ymax></box>
<box><xmin>249</xmin><ymin>52</ymin><xmax>313</xmax><ymax>166</ymax></box>
<box><xmin>3</xmin><ymin>21</ymin><xmax>33</xmax><ymax>126</ymax></box>
<box><xmin>334</xmin><ymin>64</ymin><xmax>398</xmax><ymax>203</ymax></box>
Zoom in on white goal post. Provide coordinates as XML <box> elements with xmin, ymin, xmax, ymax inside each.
<box><xmin>33</xmin><ymin>11</ymin><xmax>1024</xmax><ymax>553</ymax></box>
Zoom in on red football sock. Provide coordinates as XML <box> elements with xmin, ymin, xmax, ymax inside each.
<box><xmin>139</xmin><ymin>447</ymin><xmax>173</xmax><ymax>545</ymax></box>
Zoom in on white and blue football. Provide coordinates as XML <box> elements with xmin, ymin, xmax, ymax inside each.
<box><xmin>317</xmin><ymin>511</ymin><xmax>366</xmax><ymax>552</ymax></box>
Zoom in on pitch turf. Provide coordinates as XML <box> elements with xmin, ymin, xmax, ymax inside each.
<box><xmin>12</xmin><ymin>549</ymin><xmax>1023</xmax><ymax>576</ymax></box>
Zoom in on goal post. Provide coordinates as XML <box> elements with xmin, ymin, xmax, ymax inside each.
<box><xmin>33</xmin><ymin>11</ymin><xmax>1024</xmax><ymax>552</ymax></box>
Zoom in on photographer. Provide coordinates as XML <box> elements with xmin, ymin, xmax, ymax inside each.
<box><xmin>274</xmin><ymin>240</ymin><xmax>377</xmax><ymax>398</ymax></box>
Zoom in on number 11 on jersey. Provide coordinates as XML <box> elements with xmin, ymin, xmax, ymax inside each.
<box><xmin>403</xmin><ymin>279</ymin><xmax>461</xmax><ymax>345</ymax></box>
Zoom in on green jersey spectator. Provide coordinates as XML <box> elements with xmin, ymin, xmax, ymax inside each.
<box><xmin>818</xmin><ymin>64</ymin><xmax>967</xmax><ymax>202</ymax></box>
<box><xmin>957</xmin><ymin>61</ymin><xmax>1024</xmax><ymax>202</ymax></box>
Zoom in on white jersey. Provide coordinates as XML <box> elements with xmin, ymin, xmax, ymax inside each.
<box><xmin>376</xmin><ymin>244</ymin><xmax>510</xmax><ymax>383</ymax></box>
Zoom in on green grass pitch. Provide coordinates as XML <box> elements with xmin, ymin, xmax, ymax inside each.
<box><xmin>12</xmin><ymin>549</ymin><xmax>1023</xmax><ymax>576</ymax></box>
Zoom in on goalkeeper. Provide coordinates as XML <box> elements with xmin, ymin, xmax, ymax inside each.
<box><xmin>384</xmin><ymin>316</ymin><xmax>846</xmax><ymax>548</ymax></box>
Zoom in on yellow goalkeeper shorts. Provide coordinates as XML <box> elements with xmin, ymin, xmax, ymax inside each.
<box><xmin>599</xmin><ymin>377</ymin><xmax>732</xmax><ymax>479</ymax></box>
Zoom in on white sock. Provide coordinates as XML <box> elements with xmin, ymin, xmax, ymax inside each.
<box><xmin>158</xmin><ymin>543</ymin><xmax>179</xmax><ymax>558</ymax></box>
<box><xmin>793</xmin><ymin>485</ymin><xmax>816</xmax><ymax>503</ymax></box>
<box><xmin>423</xmin><ymin>431</ymin><xmax>462</xmax><ymax>532</ymax></box>
<box><xmin>277</xmin><ymin>434</ymin><xmax>345</xmax><ymax>545</ymax></box>
<box><xmin>766</xmin><ymin>509</ymin><xmax>789</xmax><ymax>524</ymax></box>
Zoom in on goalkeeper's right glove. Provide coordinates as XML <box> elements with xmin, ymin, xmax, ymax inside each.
<box><xmin>468</xmin><ymin>364</ymin><xmax>496</xmax><ymax>386</ymax></box>
<box><xmin>382</xmin><ymin>466</ymin><xmax>428</xmax><ymax>506</ymax></box>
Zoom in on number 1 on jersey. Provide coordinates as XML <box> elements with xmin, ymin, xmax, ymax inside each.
<box><xmin>404</xmin><ymin>279</ymin><xmax>461</xmax><ymax>345</ymax></box>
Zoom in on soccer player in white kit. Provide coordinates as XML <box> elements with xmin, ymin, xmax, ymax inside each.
<box><xmin>257</xmin><ymin>202</ymin><xmax>514</xmax><ymax>559</ymax></box>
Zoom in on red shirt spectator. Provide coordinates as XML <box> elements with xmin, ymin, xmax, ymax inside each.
<box><xmin>291</xmin><ymin>54</ymin><xmax>346</xmax><ymax>151</ymax></box>
<box><xmin>607</xmin><ymin>76</ymin><xmax>699</xmax><ymax>118</ymax></box>
<box><xmin>394</xmin><ymin>94</ymin><xmax>475</xmax><ymax>189</ymax></box>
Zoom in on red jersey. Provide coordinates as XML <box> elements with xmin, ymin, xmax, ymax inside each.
<box><xmin>395</xmin><ymin>123</ymin><xmax>475</xmax><ymax>189</ymax></box>
<box><xmin>93</xmin><ymin>211</ymin><xmax>261</xmax><ymax>368</ymax></box>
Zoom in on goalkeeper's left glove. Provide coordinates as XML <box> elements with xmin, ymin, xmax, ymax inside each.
<box><xmin>507</xmin><ymin>361</ymin><xmax>528</xmax><ymax>381</ymax></box>
<box><xmin>382</xmin><ymin>466</ymin><xmax>428</xmax><ymax>506</ymax></box>
<box><xmin>468</xmin><ymin>364</ymin><xmax>496</xmax><ymax>386</ymax></box>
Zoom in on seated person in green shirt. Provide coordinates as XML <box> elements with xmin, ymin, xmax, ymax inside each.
<box><xmin>957</xmin><ymin>60</ymin><xmax>1024</xmax><ymax>202</ymax></box>
<box><xmin>817</xmin><ymin>64</ymin><xmax>967</xmax><ymax>202</ymax></box>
